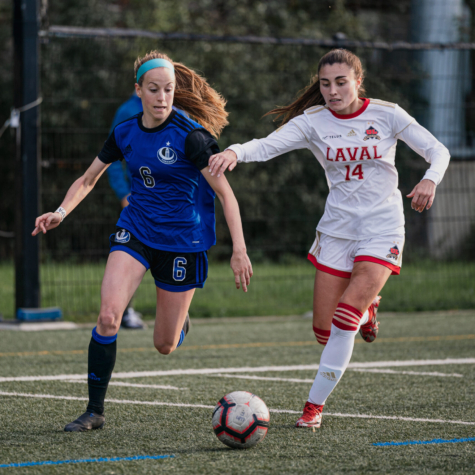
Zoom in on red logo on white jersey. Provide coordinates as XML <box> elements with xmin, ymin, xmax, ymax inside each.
<box><xmin>363</xmin><ymin>126</ymin><xmax>381</xmax><ymax>141</ymax></box>
<box><xmin>326</xmin><ymin>146</ymin><xmax>382</xmax><ymax>162</ymax></box>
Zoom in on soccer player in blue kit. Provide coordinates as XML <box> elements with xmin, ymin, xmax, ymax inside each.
<box><xmin>107</xmin><ymin>93</ymin><xmax>194</xmax><ymax>329</ymax></box>
<box><xmin>32</xmin><ymin>51</ymin><xmax>253</xmax><ymax>432</ymax></box>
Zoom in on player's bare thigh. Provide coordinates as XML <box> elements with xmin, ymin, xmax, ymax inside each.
<box><xmin>153</xmin><ymin>287</ymin><xmax>195</xmax><ymax>355</ymax></box>
<box><xmin>313</xmin><ymin>261</ymin><xmax>392</xmax><ymax>329</ymax></box>
<box><xmin>313</xmin><ymin>270</ymin><xmax>350</xmax><ymax>331</ymax></box>
<box><xmin>340</xmin><ymin>261</ymin><xmax>392</xmax><ymax>313</ymax></box>
<box><xmin>98</xmin><ymin>250</ymin><xmax>147</xmax><ymax>336</ymax></box>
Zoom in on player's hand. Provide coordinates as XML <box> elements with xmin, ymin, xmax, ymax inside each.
<box><xmin>209</xmin><ymin>149</ymin><xmax>238</xmax><ymax>177</ymax></box>
<box><xmin>406</xmin><ymin>179</ymin><xmax>436</xmax><ymax>213</ymax></box>
<box><xmin>31</xmin><ymin>212</ymin><xmax>62</xmax><ymax>236</ymax></box>
<box><xmin>230</xmin><ymin>249</ymin><xmax>253</xmax><ymax>292</ymax></box>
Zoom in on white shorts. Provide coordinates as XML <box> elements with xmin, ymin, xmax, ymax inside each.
<box><xmin>308</xmin><ymin>232</ymin><xmax>405</xmax><ymax>279</ymax></box>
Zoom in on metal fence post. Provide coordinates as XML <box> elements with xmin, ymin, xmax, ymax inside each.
<box><xmin>13</xmin><ymin>0</ymin><xmax>40</xmax><ymax>314</ymax></box>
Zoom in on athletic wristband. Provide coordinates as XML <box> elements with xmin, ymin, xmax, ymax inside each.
<box><xmin>55</xmin><ymin>207</ymin><xmax>66</xmax><ymax>222</ymax></box>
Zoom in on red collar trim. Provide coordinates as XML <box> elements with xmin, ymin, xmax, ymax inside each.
<box><xmin>328</xmin><ymin>98</ymin><xmax>370</xmax><ymax>119</ymax></box>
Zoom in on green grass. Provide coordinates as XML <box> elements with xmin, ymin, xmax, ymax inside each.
<box><xmin>0</xmin><ymin>311</ymin><xmax>474</xmax><ymax>473</ymax></box>
<box><xmin>1</xmin><ymin>260</ymin><xmax>475</xmax><ymax>321</ymax></box>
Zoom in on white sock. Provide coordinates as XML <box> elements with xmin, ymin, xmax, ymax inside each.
<box><xmin>308</xmin><ymin>302</ymin><xmax>365</xmax><ymax>406</ymax></box>
<box><xmin>360</xmin><ymin>309</ymin><xmax>369</xmax><ymax>327</ymax></box>
<box><xmin>308</xmin><ymin>323</ymin><xmax>357</xmax><ymax>405</ymax></box>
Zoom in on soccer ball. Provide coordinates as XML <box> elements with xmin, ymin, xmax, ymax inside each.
<box><xmin>212</xmin><ymin>391</ymin><xmax>270</xmax><ymax>449</ymax></box>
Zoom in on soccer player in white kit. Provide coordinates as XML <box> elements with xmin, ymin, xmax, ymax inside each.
<box><xmin>208</xmin><ymin>49</ymin><xmax>450</xmax><ymax>428</ymax></box>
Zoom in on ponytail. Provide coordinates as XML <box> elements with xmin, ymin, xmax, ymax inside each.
<box><xmin>134</xmin><ymin>51</ymin><xmax>228</xmax><ymax>138</ymax></box>
<box><xmin>264</xmin><ymin>79</ymin><xmax>323</xmax><ymax>126</ymax></box>
<box><xmin>265</xmin><ymin>49</ymin><xmax>366</xmax><ymax>126</ymax></box>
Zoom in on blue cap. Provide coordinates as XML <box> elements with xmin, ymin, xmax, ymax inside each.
<box><xmin>136</xmin><ymin>58</ymin><xmax>175</xmax><ymax>83</ymax></box>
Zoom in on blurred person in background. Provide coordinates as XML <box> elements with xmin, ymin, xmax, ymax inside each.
<box><xmin>209</xmin><ymin>48</ymin><xmax>450</xmax><ymax>430</ymax></box>
<box><xmin>33</xmin><ymin>51</ymin><xmax>252</xmax><ymax>432</ymax></box>
<box><xmin>107</xmin><ymin>91</ymin><xmax>145</xmax><ymax>329</ymax></box>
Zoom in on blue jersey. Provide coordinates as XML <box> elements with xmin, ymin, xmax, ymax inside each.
<box><xmin>98</xmin><ymin>111</ymin><xmax>218</xmax><ymax>252</ymax></box>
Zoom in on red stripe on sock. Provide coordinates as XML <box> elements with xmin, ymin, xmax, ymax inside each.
<box><xmin>313</xmin><ymin>326</ymin><xmax>331</xmax><ymax>346</ymax></box>
<box><xmin>333</xmin><ymin>314</ymin><xmax>359</xmax><ymax>329</ymax></box>
<box><xmin>337</xmin><ymin>302</ymin><xmax>363</xmax><ymax>318</ymax></box>
<box><xmin>332</xmin><ymin>303</ymin><xmax>362</xmax><ymax>331</ymax></box>
<box><xmin>334</xmin><ymin>308</ymin><xmax>361</xmax><ymax>325</ymax></box>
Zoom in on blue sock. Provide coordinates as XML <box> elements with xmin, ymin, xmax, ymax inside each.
<box><xmin>92</xmin><ymin>326</ymin><xmax>117</xmax><ymax>344</ymax></box>
<box><xmin>176</xmin><ymin>329</ymin><xmax>185</xmax><ymax>348</ymax></box>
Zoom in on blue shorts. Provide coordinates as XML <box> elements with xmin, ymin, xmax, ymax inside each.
<box><xmin>109</xmin><ymin>228</ymin><xmax>208</xmax><ymax>292</ymax></box>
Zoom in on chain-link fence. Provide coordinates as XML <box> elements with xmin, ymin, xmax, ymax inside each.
<box><xmin>1</xmin><ymin>14</ymin><xmax>474</xmax><ymax>319</ymax></box>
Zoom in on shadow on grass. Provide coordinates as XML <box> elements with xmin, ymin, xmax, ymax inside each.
<box><xmin>173</xmin><ymin>446</ymin><xmax>235</xmax><ymax>454</ymax></box>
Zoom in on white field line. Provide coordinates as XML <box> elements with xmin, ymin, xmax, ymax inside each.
<box><xmin>0</xmin><ymin>391</ymin><xmax>211</xmax><ymax>409</ymax></box>
<box><xmin>350</xmin><ymin>369</ymin><xmax>463</xmax><ymax>378</ymax></box>
<box><xmin>0</xmin><ymin>391</ymin><xmax>474</xmax><ymax>426</ymax></box>
<box><xmin>348</xmin><ymin>358</ymin><xmax>475</xmax><ymax>369</ymax></box>
<box><xmin>212</xmin><ymin>374</ymin><xmax>314</xmax><ymax>383</ymax></box>
<box><xmin>0</xmin><ymin>358</ymin><xmax>473</xmax><ymax>383</ymax></box>
<box><xmin>211</xmin><ymin>369</ymin><xmax>463</xmax><ymax>383</ymax></box>
<box><xmin>64</xmin><ymin>380</ymin><xmax>188</xmax><ymax>390</ymax></box>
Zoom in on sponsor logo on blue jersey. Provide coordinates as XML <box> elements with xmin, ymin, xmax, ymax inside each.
<box><xmin>115</xmin><ymin>229</ymin><xmax>130</xmax><ymax>243</ymax></box>
<box><xmin>157</xmin><ymin>142</ymin><xmax>177</xmax><ymax>164</ymax></box>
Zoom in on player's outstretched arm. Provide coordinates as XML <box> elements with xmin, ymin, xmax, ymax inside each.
<box><xmin>201</xmin><ymin>170</ymin><xmax>253</xmax><ymax>292</ymax></box>
<box><xmin>208</xmin><ymin>149</ymin><xmax>238</xmax><ymax>177</ymax></box>
<box><xmin>406</xmin><ymin>179</ymin><xmax>436</xmax><ymax>213</ymax></box>
<box><xmin>32</xmin><ymin>157</ymin><xmax>109</xmax><ymax>236</ymax></box>
<box><xmin>209</xmin><ymin>118</ymin><xmax>311</xmax><ymax>177</ymax></box>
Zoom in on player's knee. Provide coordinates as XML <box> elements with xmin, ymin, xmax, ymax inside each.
<box><xmin>97</xmin><ymin>308</ymin><xmax>120</xmax><ymax>334</ymax></box>
<box><xmin>313</xmin><ymin>326</ymin><xmax>331</xmax><ymax>346</ymax></box>
<box><xmin>155</xmin><ymin>344</ymin><xmax>174</xmax><ymax>355</ymax></box>
<box><xmin>154</xmin><ymin>338</ymin><xmax>175</xmax><ymax>355</ymax></box>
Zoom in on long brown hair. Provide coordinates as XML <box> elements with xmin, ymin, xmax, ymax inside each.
<box><xmin>266</xmin><ymin>49</ymin><xmax>366</xmax><ymax>126</ymax></box>
<box><xmin>134</xmin><ymin>51</ymin><xmax>228</xmax><ymax>138</ymax></box>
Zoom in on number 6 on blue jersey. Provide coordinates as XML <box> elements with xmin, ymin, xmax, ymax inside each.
<box><xmin>139</xmin><ymin>166</ymin><xmax>155</xmax><ymax>188</ymax></box>
<box><xmin>173</xmin><ymin>257</ymin><xmax>187</xmax><ymax>281</ymax></box>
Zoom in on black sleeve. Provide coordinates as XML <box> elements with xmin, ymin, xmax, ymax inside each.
<box><xmin>98</xmin><ymin>129</ymin><xmax>124</xmax><ymax>164</ymax></box>
<box><xmin>184</xmin><ymin>129</ymin><xmax>220</xmax><ymax>170</ymax></box>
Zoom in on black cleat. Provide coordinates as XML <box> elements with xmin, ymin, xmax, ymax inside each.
<box><xmin>64</xmin><ymin>411</ymin><xmax>105</xmax><ymax>432</ymax></box>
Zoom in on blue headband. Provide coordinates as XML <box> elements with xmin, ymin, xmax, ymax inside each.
<box><xmin>136</xmin><ymin>59</ymin><xmax>175</xmax><ymax>83</ymax></box>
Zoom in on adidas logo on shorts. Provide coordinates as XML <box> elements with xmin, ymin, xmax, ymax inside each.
<box><xmin>347</xmin><ymin>129</ymin><xmax>357</xmax><ymax>137</ymax></box>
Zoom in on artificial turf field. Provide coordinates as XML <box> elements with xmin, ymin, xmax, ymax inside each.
<box><xmin>0</xmin><ymin>311</ymin><xmax>474</xmax><ymax>474</ymax></box>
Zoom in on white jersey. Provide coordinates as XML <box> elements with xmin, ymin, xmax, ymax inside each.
<box><xmin>227</xmin><ymin>98</ymin><xmax>450</xmax><ymax>240</ymax></box>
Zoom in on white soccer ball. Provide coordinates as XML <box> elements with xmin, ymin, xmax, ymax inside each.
<box><xmin>212</xmin><ymin>391</ymin><xmax>270</xmax><ymax>449</ymax></box>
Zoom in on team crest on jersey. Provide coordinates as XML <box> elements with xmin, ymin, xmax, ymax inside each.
<box><xmin>386</xmin><ymin>244</ymin><xmax>400</xmax><ymax>260</ymax></box>
<box><xmin>363</xmin><ymin>126</ymin><xmax>381</xmax><ymax>141</ymax></box>
<box><xmin>115</xmin><ymin>229</ymin><xmax>130</xmax><ymax>243</ymax></box>
<box><xmin>157</xmin><ymin>142</ymin><xmax>177</xmax><ymax>164</ymax></box>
